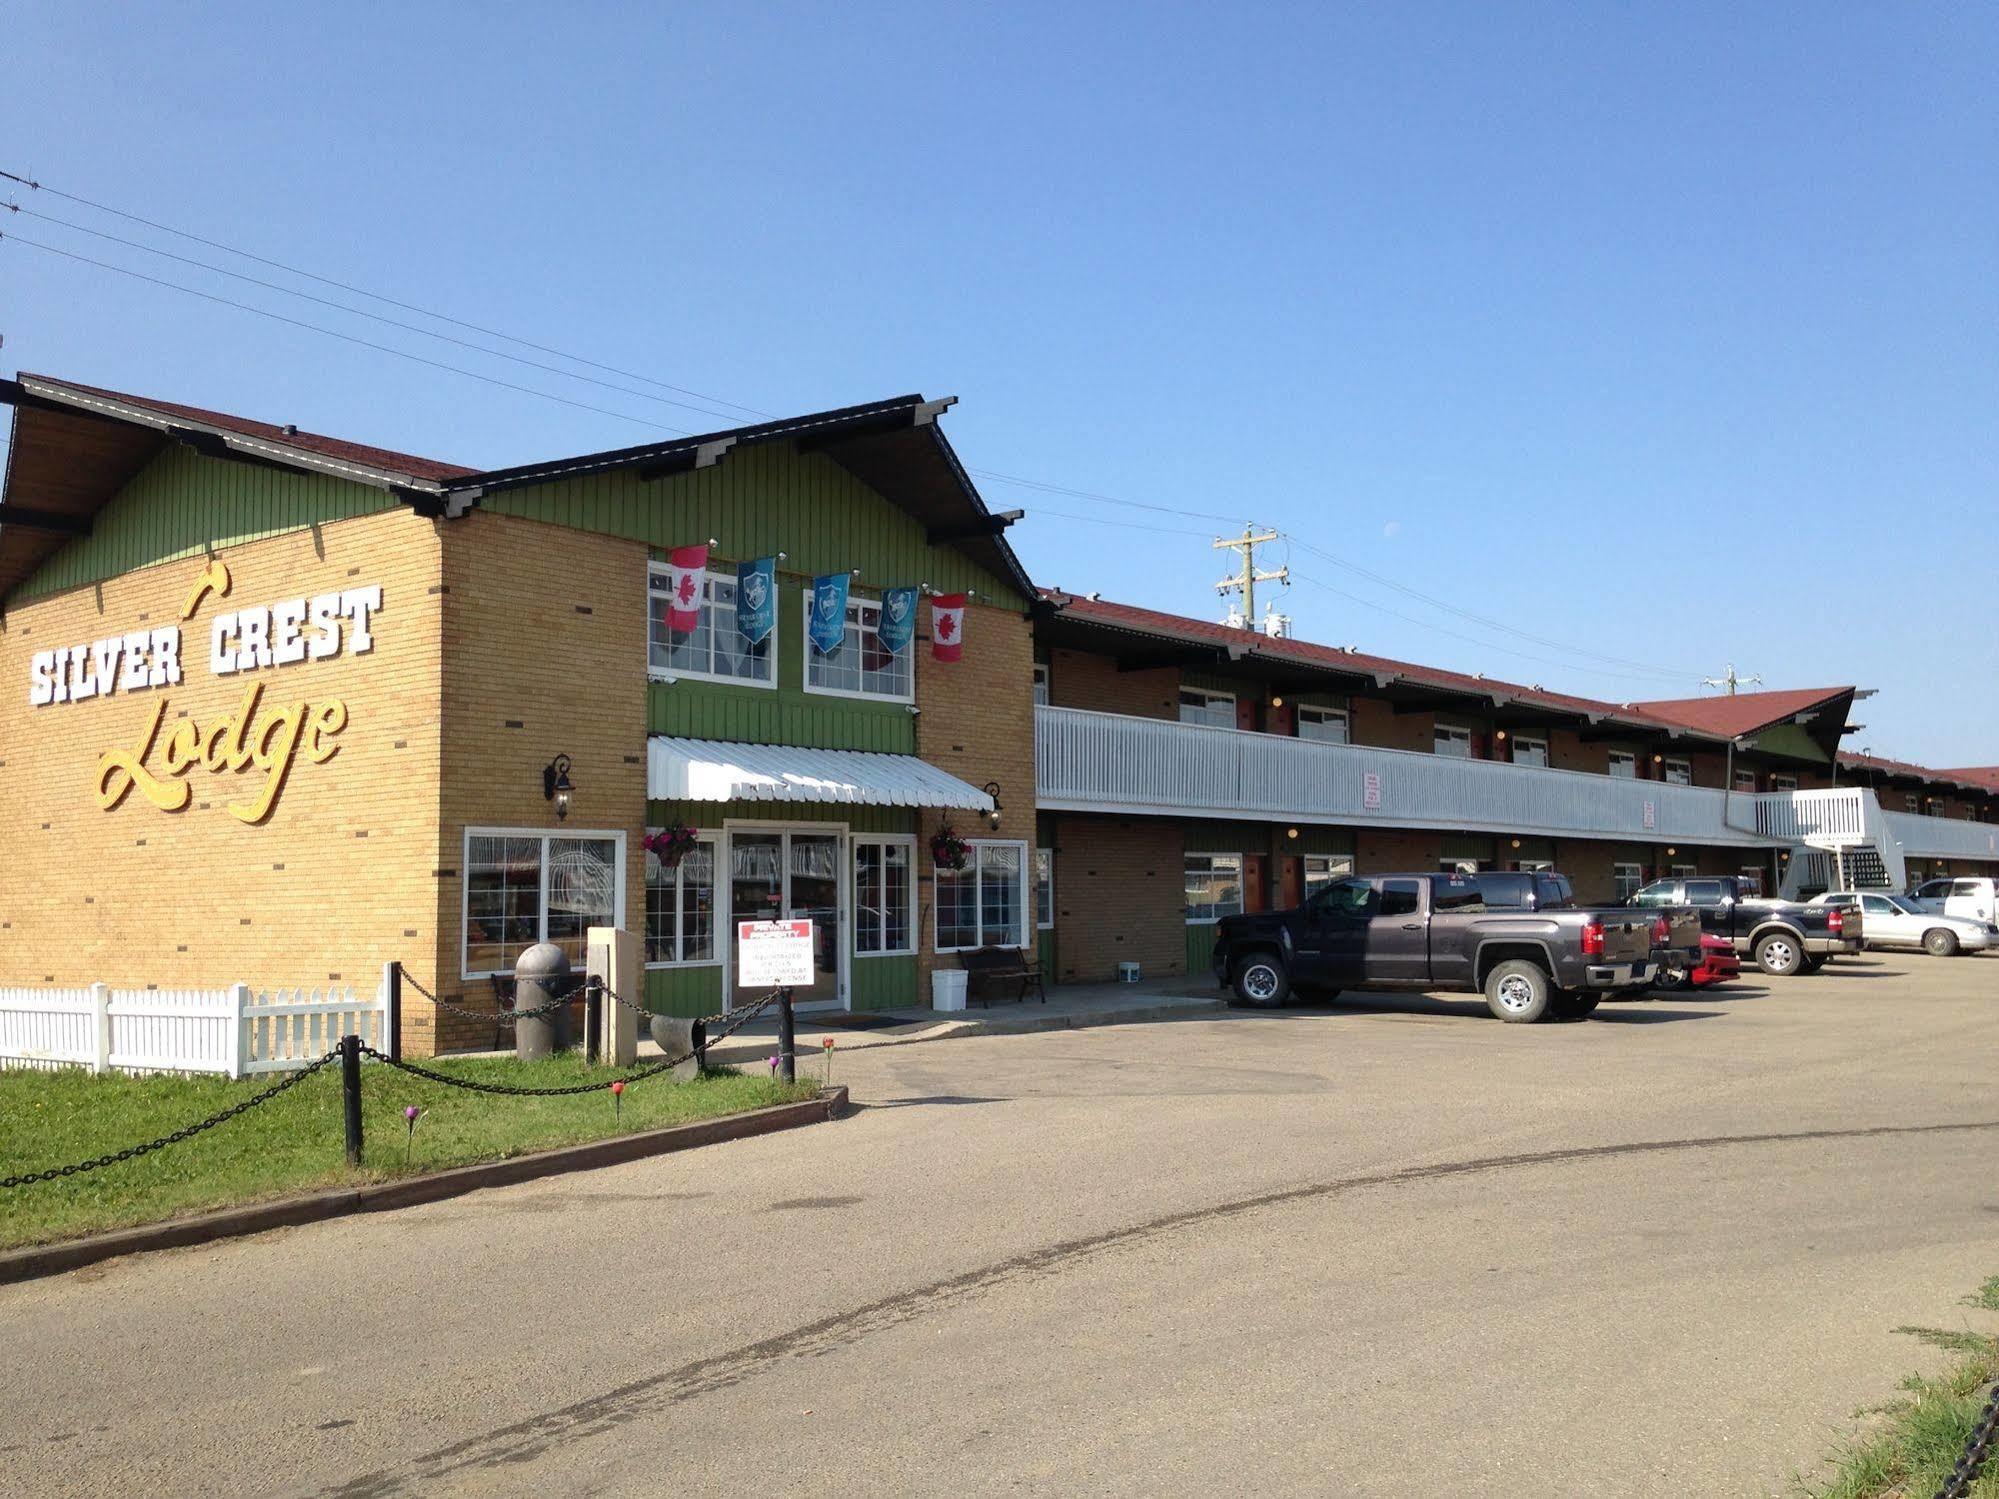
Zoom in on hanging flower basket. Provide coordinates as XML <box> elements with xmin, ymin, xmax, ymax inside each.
<box><xmin>643</xmin><ymin>824</ymin><xmax>699</xmax><ymax>869</ymax></box>
<box><xmin>930</xmin><ymin>824</ymin><xmax>971</xmax><ymax>871</ymax></box>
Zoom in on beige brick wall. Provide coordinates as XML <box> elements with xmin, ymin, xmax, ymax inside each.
<box><xmin>0</xmin><ymin>506</ymin><xmax>446</xmax><ymax>1012</ymax></box>
<box><xmin>428</xmin><ymin>510</ymin><xmax>651</xmax><ymax>1054</ymax></box>
<box><xmin>916</xmin><ymin>603</ymin><xmax>1040</xmax><ymax>995</ymax></box>
<box><xmin>1045</xmin><ymin>814</ymin><xmax>1185</xmax><ymax>982</ymax></box>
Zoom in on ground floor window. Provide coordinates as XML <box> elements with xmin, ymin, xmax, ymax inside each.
<box><xmin>1670</xmin><ymin>863</ymin><xmax>1698</xmax><ymax>879</ymax></box>
<box><xmin>1185</xmin><ymin>852</ymin><xmax>1244</xmax><ymax>922</ymax></box>
<box><xmin>1738</xmin><ymin>866</ymin><xmax>1765</xmax><ymax>895</ymax></box>
<box><xmin>1034</xmin><ymin>847</ymin><xmax>1055</xmax><ymax>929</ymax></box>
<box><xmin>1302</xmin><ymin>853</ymin><xmax>1354</xmax><ymax>897</ymax></box>
<box><xmin>645</xmin><ymin>833</ymin><xmax>719</xmax><ymax>967</ymax></box>
<box><xmin>464</xmin><ymin>830</ymin><xmax>623</xmax><ymax>978</ymax></box>
<box><xmin>936</xmin><ymin>840</ymin><xmax>1027</xmax><ymax>952</ymax></box>
<box><xmin>1510</xmin><ymin>858</ymin><xmax>1555</xmax><ymax>873</ymax></box>
<box><xmin>1612</xmin><ymin>862</ymin><xmax>1644</xmax><ymax>901</ymax></box>
<box><xmin>853</xmin><ymin>837</ymin><xmax>915</xmax><ymax>956</ymax></box>
<box><xmin>1439</xmin><ymin>858</ymin><xmax>1487</xmax><ymax>875</ymax></box>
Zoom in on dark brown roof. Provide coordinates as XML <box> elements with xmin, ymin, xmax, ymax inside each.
<box><xmin>1840</xmin><ymin>754</ymin><xmax>1999</xmax><ymax>797</ymax></box>
<box><xmin>1629</xmin><ymin>687</ymin><xmax>1855</xmax><ymax>740</ymax></box>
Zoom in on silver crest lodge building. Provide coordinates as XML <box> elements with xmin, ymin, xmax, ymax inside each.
<box><xmin>3</xmin><ymin>374</ymin><xmax>1995</xmax><ymax>1053</ymax></box>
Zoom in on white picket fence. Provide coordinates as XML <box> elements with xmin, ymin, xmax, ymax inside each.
<box><xmin>0</xmin><ymin>968</ymin><xmax>392</xmax><ymax>1077</ymax></box>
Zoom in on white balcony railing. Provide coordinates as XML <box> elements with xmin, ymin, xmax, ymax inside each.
<box><xmin>1036</xmin><ymin>704</ymin><xmax>1862</xmax><ymax>848</ymax></box>
<box><xmin>1882</xmin><ymin>809</ymin><xmax>1999</xmax><ymax>861</ymax></box>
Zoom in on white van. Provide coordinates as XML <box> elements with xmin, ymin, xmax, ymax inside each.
<box><xmin>1912</xmin><ymin>876</ymin><xmax>1997</xmax><ymax>929</ymax></box>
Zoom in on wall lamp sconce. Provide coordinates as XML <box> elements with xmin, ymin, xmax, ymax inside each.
<box><xmin>982</xmin><ymin>781</ymin><xmax>1003</xmax><ymax>831</ymax></box>
<box><xmin>1286</xmin><ymin>826</ymin><xmax>1299</xmax><ymax>840</ymax></box>
<box><xmin>1271</xmin><ymin>695</ymin><xmax>1285</xmax><ymax>708</ymax></box>
<box><xmin>1652</xmin><ymin>753</ymin><xmax>1664</xmax><ymax>764</ymax></box>
<box><xmin>1666</xmin><ymin>846</ymin><xmax>1678</xmax><ymax>857</ymax></box>
<box><xmin>1495</xmin><ymin>729</ymin><xmax>1509</xmax><ymax>742</ymax></box>
<box><xmin>1510</xmin><ymin>838</ymin><xmax>1521</xmax><ymax>850</ymax></box>
<box><xmin>543</xmin><ymin>754</ymin><xmax>574</xmax><ymax>821</ymax></box>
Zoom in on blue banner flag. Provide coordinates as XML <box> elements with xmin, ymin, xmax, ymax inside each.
<box><xmin>735</xmin><ymin>557</ymin><xmax>776</xmax><ymax>647</ymax></box>
<box><xmin>878</xmin><ymin>586</ymin><xmax>918</xmax><ymax>656</ymax></box>
<box><xmin>809</xmin><ymin>572</ymin><xmax>851</xmax><ymax>654</ymax></box>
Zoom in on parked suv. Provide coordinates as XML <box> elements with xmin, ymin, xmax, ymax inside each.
<box><xmin>1627</xmin><ymin>876</ymin><xmax>1861</xmax><ymax>975</ymax></box>
<box><xmin>1911</xmin><ymin>877</ymin><xmax>1998</xmax><ymax>931</ymax></box>
<box><xmin>1209</xmin><ymin>870</ymin><xmax>1666</xmax><ymax>1023</ymax></box>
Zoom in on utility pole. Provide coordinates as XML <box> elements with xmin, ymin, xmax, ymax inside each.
<box><xmin>1701</xmin><ymin>662</ymin><xmax>1762</xmax><ymax>696</ymax></box>
<box><xmin>1214</xmin><ymin>527</ymin><xmax>1288</xmax><ymax>627</ymax></box>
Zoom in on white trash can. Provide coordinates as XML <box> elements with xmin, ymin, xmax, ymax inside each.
<box><xmin>931</xmin><ymin>969</ymin><xmax>968</xmax><ymax>1012</ymax></box>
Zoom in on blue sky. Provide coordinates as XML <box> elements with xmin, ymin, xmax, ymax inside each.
<box><xmin>4</xmin><ymin>2</ymin><xmax>1994</xmax><ymax>762</ymax></box>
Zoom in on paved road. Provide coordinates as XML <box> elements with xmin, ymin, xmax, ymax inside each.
<box><xmin>3</xmin><ymin>954</ymin><xmax>1997</xmax><ymax>1498</ymax></box>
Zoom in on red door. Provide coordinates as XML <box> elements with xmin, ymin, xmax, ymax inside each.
<box><xmin>1243</xmin><ymin>854</ymin><xmax>1269</xmax><ymax>912</ymax></box>
<box><xmin>1279</xmin><ymin>856</ymin><xmax>1302</xmax><ymax>909</ymax></box>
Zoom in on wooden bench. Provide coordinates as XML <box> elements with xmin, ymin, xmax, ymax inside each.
<box><xmin>959</xmin><ymin>946</ymin><xmax>1047</xmax><ymax>1008</ymax></box>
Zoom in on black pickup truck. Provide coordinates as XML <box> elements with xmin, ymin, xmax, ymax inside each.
<box><xmin>1209</xmin><ymin>870</ymin><xmax>1666</xmax><ymax>1023</ymax></box>
<box><xmin>1626</xmin><ymin>876</ymin><xmax>1862</xmax><ymax>976</ymax></box>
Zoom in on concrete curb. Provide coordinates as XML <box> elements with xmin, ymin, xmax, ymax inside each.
<box><xmin>0</xmin><ymin>1085</ymin><xmax>848</xmax><ymax>1286</ymax></box>
<box><xmin>702</xmin><ymin>997</ymin><xmax>1233</xmax><ymax>1066</ymax></box>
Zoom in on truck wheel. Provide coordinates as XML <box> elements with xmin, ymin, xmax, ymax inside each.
<box><xmin>1923</xmin><ymin>928</ymin><xmax>1960</xmax><ymax>957</ymax></box>
<box><xmin>1651</xmin><ymin>965</ymin><xmax>1688</xmax><ymax>992</ymax></box>
<box><xmin>1754</xmin><ymin>932</ymin><xmax>1804</xmax><ymax>976</ymax></box>
<box><xmin>1231</xmin><ymin>953</ymin><xmax>1291</xmax><ymax>1007</ymax></box>
<box><xmin>1484</xmin><ymin>959</ymin><xmax>1553</xmax><ymax>1022</ymax></box>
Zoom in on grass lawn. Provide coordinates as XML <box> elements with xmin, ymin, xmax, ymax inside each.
<box><xmin>0</xmin><ymin>1053</ymin><xmax>822</xmax><ymax>1250</ymax></box>
<box><xmin>1800</xmin><ymin>1275</ymin><xmax>1999</xmax><ymax>1498</ymax></box>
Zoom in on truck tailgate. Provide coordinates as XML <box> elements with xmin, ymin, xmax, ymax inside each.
<box><xmin>1599</xmin><ymin>917</ymin><xmax>1652</xmax><ymax>964</ymax></box>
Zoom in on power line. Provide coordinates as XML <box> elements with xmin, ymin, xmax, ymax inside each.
<box><xmin>0</xmin><ymin>165</ymin><xmax>771</xmax><ymax>423</ymax></box>
<box><xmin>3</xmin><ymin>204</ymin><xmax>765</xmax><ymax>429</ymax></box>
<box><xmin>0</xmin><ymin>231</ymin><xmax>688</xmax><ymax>437</ymax></box>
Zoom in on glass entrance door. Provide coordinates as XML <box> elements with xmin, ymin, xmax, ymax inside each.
<box><xmin>728</xmin><ymin>828</ymin><xmax>845</xmax><ymax>1012</ymax></box>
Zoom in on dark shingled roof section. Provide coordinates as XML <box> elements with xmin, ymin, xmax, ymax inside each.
<box><xmin>1627</xmin><ymin>686</ymin><xmax>1855</xmax><ymax>740</ymax></box>
<box><xmin>20</xmin><ymin>374</ymin><xmax>478</xmax><ymax>483</ymax></box>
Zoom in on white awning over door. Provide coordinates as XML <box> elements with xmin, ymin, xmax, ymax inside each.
<box><xmin>647</xmin><ymin>737</ymin><xmax>996</xmax><ymax>811</ymax></box>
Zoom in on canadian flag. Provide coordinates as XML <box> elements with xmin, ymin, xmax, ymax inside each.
<box><xmin>930</xmin><ymin>593</ymin><xmax>967</xmax><ymax>662</ymax></box>
<box><xmin>665</xmin><ymin>544</ymin><xmax>708</xmax><ymax>632</ymax></box>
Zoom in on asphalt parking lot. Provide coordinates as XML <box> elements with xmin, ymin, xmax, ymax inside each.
<box><xmin>1</xmin><ymin>952</ymin><xmax>1995</xmax><ymax>1498</ymax></box>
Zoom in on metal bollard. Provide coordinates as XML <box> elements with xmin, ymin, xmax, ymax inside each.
<box><xmin>340</xmin><ymin>1034</ymin><xmax>363</xmax><ymax>1167</ymax></box>
<box><xmin>384</xmin><ymin>960</ymin><xmax>403</xmax><ymax>1062</ymax></box>
<box><xmin>777</xmin><ymin>987</ymin><xmax>796</xmax><ymax>1082</ymax></box>
<box><xmin>584</xmin><ymin>980</ymin><xmax>603</xmax><ymax>1067</ymax></box>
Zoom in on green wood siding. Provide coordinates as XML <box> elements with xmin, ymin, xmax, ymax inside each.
<box><xmin>1185</xmin><ymin>924</ymin><xmax>1219</xmax><ymax>978</ymax></box>
<box><xmin>1747</xmin><ymin>722</ymin><xmax>1831</xmax><ymax>764</ymax></box>
<box><xmin>644</xmin><ymin>964</ymin><xmax>724</xmax><ymax>1020</ymax></box>
<box><xmin>645</xmin><ymin>801</ymin><xmax>916</xmax><ymax>835</ymax></box>
<box><xmin>490</xmin><ymin>439</ymin><xmax>1024</xmax><ymax>753</ymax></box>
<box><xmin>851</xmin><ymin>954</ymin><xmax>918</xmax><ymax>1011</ymax></box>
<box><xmin>16</xmin><ymin>446</ymin><xmax>398</xmax><ymax>601</ymax></box>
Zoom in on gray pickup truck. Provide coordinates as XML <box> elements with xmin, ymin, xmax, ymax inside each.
<box><xmin>1209</xmin><ymin>870</ymin><xmax>1664</xmax><ymax>1023</ymax></box>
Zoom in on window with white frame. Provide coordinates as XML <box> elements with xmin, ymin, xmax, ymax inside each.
<box><xmin>1179</xmin><ymin>689</ymin><xmax>1235</xmax><ymax>729</ymax></box>
<box><xmin>1612</xmin><ymin>862</ymin><xmax>1644</xmax><ymax>901</ymax></box>
<box><xmin>1302</xmin><ymin>852</ymin><xmax>1355</xmax><ymax>896</ymax></box>
<box><xmin>852</xmin><ymin>837</ymin><xmax>915</xmax><ymax>956</ymax></box>
<box><xmin>1439</xmin><ymin>858</ymin><xmax>1485</xmax><ymax>875</ymax></box>
<box><xmin>1032</xmin><ymin>663</ymin><xmax>1050</xmax><ymax>706</ymax></box>
<box><xmin>645</xmin><ymin>834</ymin><xmax>718</xmax><ymax>966</ymax></box>
<box><xmin>1738</xmin><ymin>867</ymin><xmax>1765</xmax><ymax>894</ymax></box>
<box><xmin>1662</xmin><ymin>758</ymin><xmax>1693</xmax><ymax>786</ymax></box>
<box><xmin>1607</xmin><ymin>750</ymin><xmax>1637</xmax><ymax>778</ymax></box>
<box><xmin>1510</xmin><ymin>734</ymin><xmax>1548</xmax><ymax>768</ymax></box>
<box><xmin>1733</xmin><ymin>768</ymin><xmax>1757</xmax><ymax>791</ymax></box>
<box><xmin>1670</xmin><ymin>863</ymin><xmax>1698</xmax><ymax>879</ymax></box>
<box><xmin>1769</xmin><ymin>773</ymin><xmax>1797</xmax><ymax>792</ymax></box>
<box><xmin>801</xmin><ymin>590</ymin><xmax>913</xmax><ymax>702</ymax></box>
<box><xmin>1904</xmin><ymin>792</ymin><xmax>1918</xmax><ymax>813</ymax></box>
<box><xmin>1434</xmin><ymin>723</ymin><xmax>1474</xmax><ymax>758</ymax></box>
<box><xmin>648</xmin><ymin>567</ymin><xmax>773</xmax><ymax>687</ymax></box>
<box><xmin>1295</xmin><ymin>704</ymin><xmax>1350</xmax><ymax>744</ymax></box>
<box><xmin>1034</xmin><ymin>847</ymin><xmax>1054</xmax><ymax>929</ymax></box>
<box><xmin>464</xmin><ymin>830</ymin><xmax>623</xmax><ymax>978</ymax></box>
<box><xmin>1185</xmin><ymin>853</ymin><xmax>1245</xmax><ymax>922</ymax></box>
<box><xmin>934</xmin><ymin>841</ymin><xmax>1027</xmax><ymax>952</ymax></box>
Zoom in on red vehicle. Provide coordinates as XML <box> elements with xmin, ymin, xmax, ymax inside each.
<box><xmin>1687</xmin><ymin>933</ymin><xmax>1740</xmax><ymax>988</ymax></box>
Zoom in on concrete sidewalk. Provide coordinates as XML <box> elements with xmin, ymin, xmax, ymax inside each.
<box><xmin>648</xmin><ymin>978</ymin><xmax>1228</xmax><ymax>1068</ymax></box>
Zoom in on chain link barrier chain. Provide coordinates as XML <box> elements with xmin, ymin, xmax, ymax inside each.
<box><xmin>357</xmin><ymin>988</ymin><xmax>784</xmax><ymax>1099</ymax></box>
<box><xmin>0</xmin><ymin>1050</ymin><xmax>340</xmax><ymax>1190</ymax></box>
<box><xmin>397</xmin><ymin>967</ymin><xmax>578</xmax><ymax>1023</ymax></box>
<box><xmin>1934</xmin><ymin>1380</ymin><xmax>1999</xmax><ymax>1499</ymax></box>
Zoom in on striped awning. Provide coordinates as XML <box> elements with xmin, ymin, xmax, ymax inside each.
<box><xmin>647</xmin><ymin>737</ymin><xmax>996</xmax><ymax>811</ymax></box>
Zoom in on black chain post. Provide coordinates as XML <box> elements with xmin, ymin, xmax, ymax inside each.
<box><xmin>340</xmin><ymin>1034</ymin><xmax>363</xmax><ymax>1167</ymax></box>
<box><xmin>585</xmin><ymin>978</ymin><xmax>602</xmax><ymax>1067</ymax></box>
<box><xmin>777</xmin><ymin>986</ymin><xmax>796</xmax><ymax>1082</ymax></box>
<box><xmin>385</xmin><ymin>961</ymin><xmax>403</xmax><ymax>1063</ymax></box>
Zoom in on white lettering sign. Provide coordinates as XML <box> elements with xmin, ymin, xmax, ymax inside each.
<box><xmin>736</xmin><ymin>920</ymin><xmax>816</xmax><ymax>987</ymax></box>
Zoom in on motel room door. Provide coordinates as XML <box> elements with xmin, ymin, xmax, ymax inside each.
<box><xmin>728</xmin><ymin>828</ymin><xmax>847</xmax><ymax>1012</ymax></box>
<box><xmin>1242</xmin><ymin>854</ymin><xmax>1269</xmax><ymax>913</ymax></box>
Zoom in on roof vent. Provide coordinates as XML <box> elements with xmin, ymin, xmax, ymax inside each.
<box><xmin>1473</xmin><ymin>672</ymin><xmax>1485</xmax><ymax>680</ymax></box>
<box><xmin>1087</xmin><ymin>591</ymin><xmax>1101</xmax><ymax>601</ymax></box>
<box><xmin>281</xmin><ymin>424</ymin><xmax>298</xmax><ymax>437</ymax></box>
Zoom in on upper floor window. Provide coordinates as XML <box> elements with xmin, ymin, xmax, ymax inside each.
<box><xmin>1296</xmin><ymin>704</ymin><xmax>1349</xmax><ymax>744</ymax></box>
<box><xmin>1733</xmin><ymin>769</ymin><xmax>1757</xmax><ymax>791</ymax></box>
<box><xmin>649</xmin><ymin>567</ymin><xmax>774</xmax><ymax>688</ymax></box>
<box><xmin>802</xmin><ymin>591</ymin><xmax>912</xmax><ymax>703</ymax></box>
<box><xmin>1607</xmin><ymin>750</ymin><xmax>1636</xmax><ymax>779</ymax></box>
<box><xmin>1769</xmin><ymin>773</ymin><xmax>1797</xmax><ymax>792</ymax></box>
<box><xmin>1434</xmin><ymin>723</ymin><xmax>1474</xmax><ymax>758</ymax></box>
<box><xmin>1661</xmin><ymin>758</ymin><xmax>1693</xmax><ymax>786</ymax></box>
<box><xmin>1032</xmin><ymin>663</ymin><xmax>1050</xmax><ymax>706</ymax></box>
<box><xmin>1509</xmin><ymin>734</ymin><xmax>1548</xmax><ymax>768</ymax></box>
<box><xmin>1179</xmin><ymin>689</ymin><xmax>1235</xmax><ymax>729</ymax></box>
